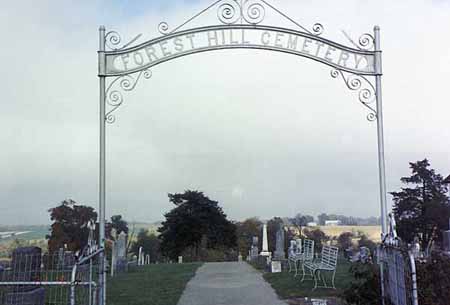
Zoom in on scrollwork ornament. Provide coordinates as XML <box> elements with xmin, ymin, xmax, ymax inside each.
<box><xmin>242</xmin><ymin>0</ymin><xmax>265</xmax><ymax>24</ymax></box>
<box><xmin>105</xmin><ymin>30</ymin><xmax>143</xmax><ymax>50</ymax></box>
<box><xmin>311</xmin><ymin>23</ymin><xmax>324</xmax><ymax>36</ymax></box>
<box><xmin>105</xmin><ymin>31</ymin><xmax>122</xmax><ymax>50</ymax></box>
<box><xmin>358</xmin><ymin>33</ymin><xmax>375</xmax><ymax>50</ymax></box>
<box><xmin>158</xmin><ymin>22</ymin><xmax>170</xmax><ymax>35</ymax></box>
<box><xmin>105</xmin><ymin>69</ymin><xmax>152</xmax><ymax>124</ymax></box>
<box><xmin>330</xmin><ymin>69</ymin><xmax>377</xmax><ymax>122</ymax></box>
<box><xmin>217</xmin><ymin>0</ymin><xmax>241</xmax><ymax>24</ymax></box>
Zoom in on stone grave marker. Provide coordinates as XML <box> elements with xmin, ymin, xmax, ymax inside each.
<box><xmin>274</xmin><ymin>224</ymin><xmax>285</xmax><ymax>260</ymax></box>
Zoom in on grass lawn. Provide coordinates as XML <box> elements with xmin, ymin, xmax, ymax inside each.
<box><xmin>255</xmin><ymin>258</ymin><xmax>353</xmax><ymax>300</ymax></box>
<box><xmin>107</xmin><ymin>263</ymin><xmax>202</xmax><ymax>305</ymax></box>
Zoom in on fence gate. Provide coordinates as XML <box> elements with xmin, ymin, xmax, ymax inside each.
<box><xmin>0</xmin><ymin>248</ymin><xmax>102</xmax><ymax>305</ymax></box>
<box><xmin>379</xmin><ymin>245</ymin><xmax>419</xmax><ymax>305</ymax></box>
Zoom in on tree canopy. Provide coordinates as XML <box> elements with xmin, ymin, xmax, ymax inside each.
<box><xmin>108</xmin><ymin>215</ymin><xmax>129</xmax><ymax>238</ymax></box>
<box><xmin>391</xmin><ymin>159</ymin><xmax>450</xmax><ymax>248</ymax></box>
<box><xmin>235</xmin><ymin>217</ymin><xmax>262</xmax><ymax>258</ymax></box>
<box><xmin>158</xmin><ymin>190</ymin><xmax>237</xmax><ymax>260</ymax></box>
<box><xmin>47</xmin><ymin>199</ymin><xmax>97</xmax><ymax>253</ymax></box>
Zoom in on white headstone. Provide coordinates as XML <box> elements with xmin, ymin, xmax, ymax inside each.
<box><xmin>260</xmin><ymin>224</ymin><xmax>271</xmax><ymax>256</ymax></box>
<box><xmin>138</xmin><ymin>247</ymin><xmax>143</xmax><ymax>266</ymax></box>
<box><xmin>178</xmin><ymin>256</ymin><xmax>183</xmax><ymax>264</ymax></box>
<box><xmin>271</xmin><ymin>260</ymin><xmax>281</xmax><ymax>273</ymax></box>
<box><xmin>116</xmin><ymin>232</ymin><xmax>127</xmax><ymax>258</ymax></box>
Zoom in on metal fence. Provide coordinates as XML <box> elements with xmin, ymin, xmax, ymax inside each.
<box><xmin>379</xmin><ymin>245</ymin><xmax>419</xmax><ymax>305</ymax></box>
<box><xmin>0</xmin><ymin>249</ymin><xmax>102</xmax><ymax>305</ymax></box>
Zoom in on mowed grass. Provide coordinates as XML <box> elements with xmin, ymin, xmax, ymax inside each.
<box><xmin>107</xmin><ymin>263</ymin><xmax>202</xmax><ymax>305</ymax></box>
<box><xmin>260</xmin><ymin>258</ymin><xmax>352</xmax><ymax>300</ymax></box>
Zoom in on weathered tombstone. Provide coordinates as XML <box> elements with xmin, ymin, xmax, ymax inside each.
<box><xmin>8</xmin><ymin>247</ymin><xmax>46</xmax><ymax>305</ymax></box>
<box><xmin>250</xmin><ymin>236</ymin><xmax>259</xmax><ymax>259</ymax></box>
<box><xmin>238</xmin><ymin>253</ymin><xmax>243</xmax><ymax>262</ymax></box>
<box><xmin>270</xmin><ymin>260</ymin><xmax>282</xmax><ymax>273</ymax></box>
<box><xmin>115</xmin><ymin>232</ymin><xmax>126</xmax><ymax>257</ymax></box>
<box><xmin>178</xmin><ymin>256</ymin><xmax>183</xmax><ymax>264</ymax></box>
<box><xmin>115</xmin><ymin>232</ymin><xmax>128</xmax><ymax>272</ymax></box>
<box><xmin>11</xmin><ymin>247</ymin><xmax>42</xmax><ymax>283</ymax></box>
<box><xmin>274</xmin><ymin>224</ymin><xmax>285</xmax><ymax>260</ymax></box>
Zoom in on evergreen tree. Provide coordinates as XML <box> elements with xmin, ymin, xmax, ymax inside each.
<box><xmin>391</xmin><ymin>159</ymin><xmax>450</xmax><ymax>248</ymax></box>
<box><xmin>158</xmin><ymin>190</ymin><xmax>237</xmax><ymax>260</ymax></box>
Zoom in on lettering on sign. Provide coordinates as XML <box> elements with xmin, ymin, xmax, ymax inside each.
<box><xmin>104</xmin><ymin>27</ymin><xmax>376</xmax><ymax>75</ymax></box>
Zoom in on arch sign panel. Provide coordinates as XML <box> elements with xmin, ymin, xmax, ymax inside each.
<box><xmin>102</xmin><ymin>25</ymin><xmax>377</xmax><ymax>76</ymax></box>
<box><xmin>96</xmin><ymin>1</ymin><xmax>388</xmax><ymax>304</ymax></box>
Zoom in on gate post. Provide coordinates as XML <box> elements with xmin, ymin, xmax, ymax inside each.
<box><xmin>374</xmin><ymin>26</ymin><xmax>388</xmax><ymax>236</ymax></box>
<box><xmin>98</xmin><ymin>25</ymin><xmax>107</xmax><ymax>305</ymax></box>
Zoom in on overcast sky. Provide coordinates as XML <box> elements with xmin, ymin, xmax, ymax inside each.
<box><xmin>0</xmin><ymin>0</ymin><xmax>449</xmax><ymax>226</ymax></box>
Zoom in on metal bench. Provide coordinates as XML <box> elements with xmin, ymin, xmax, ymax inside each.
<box><xmin>302</xmin><ymin>245</ymin><xmax>339</xmax><ymax>289</ymax></box>
<box><xmin>289</xmin><ymin>239</ymin><xmax>315</xmax><ymax>277</ymax></box>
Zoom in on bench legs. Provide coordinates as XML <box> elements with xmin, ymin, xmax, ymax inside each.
<box><xmin>301</xmin><ymin>266</ymin><xmax>337</xmax><ymax>290</ymax></box>
<box><xmin>311</xmin><ymin>269</ymin><xmax>337</xmax><ymax>290</ymax></box>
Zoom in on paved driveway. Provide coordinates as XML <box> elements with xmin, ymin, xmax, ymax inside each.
<box><xmin>177</xmin><ymin>262</ymin><xmax>287</xmax><ymax>305</ymax></box>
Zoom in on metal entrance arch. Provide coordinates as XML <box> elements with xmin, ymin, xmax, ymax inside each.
<box><xmin>97</xmin><ymin>1</ymin><xmax>387</xmax><ymax>304</ymax></box>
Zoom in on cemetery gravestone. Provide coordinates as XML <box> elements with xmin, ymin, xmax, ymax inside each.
<box><xmin>260</xmin><ymin>224</ymin><xmax>271</xmax><ymax>256</ymax></box>
<box><xmin>11</xmin><ymin>247</ymin><xmax>41</xmax><ymax>284</ymax></box>
<box><xmin>274</xmin><ymin>224</ymin><xmax>285</xmax><ymax>260</ymax></box>
<box><xmin>271</xmin><ymin>261</ymin><xmax>282</xmax><ymax>273</ymax></box>
<box><xmin>250</xmin><ymin>236</ymin><xmax>259</xmax><ymax>260</ymax></box>
<box><xmin>115</xmin><ymin>232</ymin><xmax>128</xmax><ymax>272</ymax></box>
<box><xmin>7</xmin><ymin>247</ymin><xmax>46</xmax><ymax>305</ymax></box>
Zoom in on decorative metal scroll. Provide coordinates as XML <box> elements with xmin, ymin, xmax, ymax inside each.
<box><xmin>100</xmin><ymin>0</ymin><xmax>380</xmax><ymax>123</ymax></box>
<box><xmin>330</xmin><ymin>69</ymin><xmax>377</xmax><ymax>121</ymax></box>
<box><xmin>156</xmin><ymin>0</ymin><xmax>323</xmax><ymax>36</ymax></box>
<box><xmin>105</xmin><ymin>69</ymin><xmax>152</xmax><ymax>124</ymax></box>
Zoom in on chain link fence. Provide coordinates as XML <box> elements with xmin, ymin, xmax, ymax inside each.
<box><xmin>0</xmin><ymin>247</ymin><xmax>101</xmax><ymax>305</ymax></box>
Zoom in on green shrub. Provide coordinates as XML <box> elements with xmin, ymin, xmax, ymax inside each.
<box><xmin>416</xmin><ymin>252</ymin><xmax>450</xmax><ymax>305</ymax></box>
<box><xmin>342</xmin><ymin>262</ymin><xmax>381</xmax><ymax>305</ymax></box>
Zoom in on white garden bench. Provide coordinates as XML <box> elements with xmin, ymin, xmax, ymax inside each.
<box><xmin>302</xmin><ymin>245</ymin><xmax>339</xmax><ymax>289</ymax></box>
<box><xmin>288</xmin><ymin>239</ymin><xmax>315</xmax><ymax>277</ymax></box>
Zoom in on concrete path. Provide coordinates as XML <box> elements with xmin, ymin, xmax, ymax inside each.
<box><xmin>177</xmin><ymin>262</ymin><xmax>287</xmax><ymax>305</ymax></box>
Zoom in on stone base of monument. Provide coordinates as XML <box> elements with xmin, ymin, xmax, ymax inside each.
<box><xmin>273</xmin><ymin>251</ymin><xmax>285</xmax><ymax>261</ymax></box>
<box><xmin>254</xmin><ymin>255</ymin><xmax>270</xmax><ymax>270</ymax></box>
<box><xmin>5</xmin><ymin>288</ymin><xmax>45</xmax><ymax>305</ymax></box>
<box><xmin>115</xmin><ymin>258</ymin><xmax>128</xmax><ymax>273</ymax></box>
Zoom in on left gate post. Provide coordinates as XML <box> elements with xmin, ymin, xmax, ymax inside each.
<box><xmin>98</xmin><ymin>25</ymin><xmax>107</xmax><ymax>305</ymax></box>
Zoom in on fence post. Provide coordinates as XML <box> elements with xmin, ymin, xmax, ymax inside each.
<box><xmin>408</xmin><ymin>251</ymin><xmax>419</xmax><ymax>305</ymax></box>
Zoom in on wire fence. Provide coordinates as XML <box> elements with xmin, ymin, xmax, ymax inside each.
<box><xmin>0</xmin><ymin>248</ymin><xmax>101</xmax><ymax>305</ymax></box>
<box><xmin>379</xmin><ymin>245</ymin><xmax>419</xmax><ymax>305</ymax></box>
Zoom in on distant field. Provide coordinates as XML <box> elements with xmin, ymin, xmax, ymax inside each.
<box><xmin>0</xmin><ymin>226</ymin><xmax>49</xmax><ymax>244</ymax></box>
<box><xmin>319</xmin><ymin>225</ymin><xmax>381</xmax><ymax>242</ymax></box>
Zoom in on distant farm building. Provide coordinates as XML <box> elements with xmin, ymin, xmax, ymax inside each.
<box><xmin>325</xmin><ymin>220</ymin><xmax>341</xmax><ymax>226</ymax></box>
